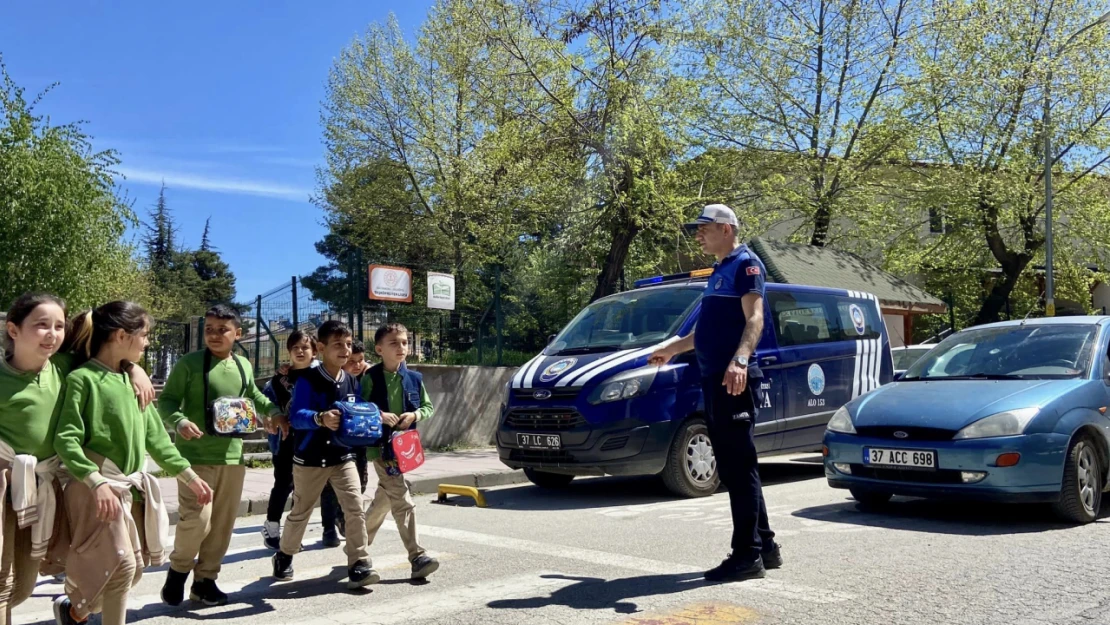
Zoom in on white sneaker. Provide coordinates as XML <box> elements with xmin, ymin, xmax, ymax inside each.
<box><xmin>262</xmin><ymin>520</ymin><xmax>281</xmax><ymax>550</ymax></box>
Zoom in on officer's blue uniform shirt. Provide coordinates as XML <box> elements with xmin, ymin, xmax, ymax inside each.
<box><xmin>693</xmin><ymin>244</ymin><xmax>767</xmax><ymax>377</ymax></box>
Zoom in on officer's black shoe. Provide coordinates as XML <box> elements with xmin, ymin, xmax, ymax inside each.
<box><xmin>322</xmin><ymin>529</ymin><xmax>341</xmax><ymax>548</ymax></box>
<box><xmin>411</xmin><ymin>555</ymin><xmax>440</xmax><ymax>580</ymax></box>
<box><xmin>704</xmin><ymin>554</ymin><xmax>766</xmax><ymax>582</ymax></box>
<box><xmin>272</xmin><ymin>552</ymin><xmax>295</xmax><ymax>580</ymax></box>
<box><xmin>160</xmin><ymin>567</ymin><xmax>189</xmax><ymax>606</ymax></box>
<box><xmin>189</xmin><ymin>578</ymin><xmax>229</xmax><ymax>606</ymax></box>
<box><xmin>762</xmin><ymin>544</ymin><xmax>783</xmax><ymax>570</ymax></box>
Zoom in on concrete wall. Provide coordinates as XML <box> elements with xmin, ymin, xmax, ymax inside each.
<box><xmin>408</xmin><ymin>364</ymin><xmax>516</xmax><ymax>449</ymax></box>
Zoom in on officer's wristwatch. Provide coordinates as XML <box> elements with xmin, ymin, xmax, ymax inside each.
<box><xmin>732</xmin><ymin>355</ymin><xmax>748</xmax><ymax>368</ymax></box>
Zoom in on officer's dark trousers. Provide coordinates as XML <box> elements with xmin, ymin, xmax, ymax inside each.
<box><xmin>702</xmin><ymin>376</ymin><xmax>776</xmax><ymax>562</ymax></box>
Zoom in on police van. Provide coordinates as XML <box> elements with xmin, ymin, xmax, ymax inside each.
<box><xmin>496</xmin><ymin>269</ymin><xmax>894</xmax><ymax>497</ymax></box>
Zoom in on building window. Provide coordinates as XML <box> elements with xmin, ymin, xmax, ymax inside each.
<box><xmin>928</xmin><ymin>207</ymin><xmax>949</xmax><ymax>234</ymax></box>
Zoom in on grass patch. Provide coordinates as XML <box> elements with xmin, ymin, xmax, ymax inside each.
<box><xmin>427</xmin><ymin>442</ymin><xmax>488</xmax><ymax>454</ymax></box>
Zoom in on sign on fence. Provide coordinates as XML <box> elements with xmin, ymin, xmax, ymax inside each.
<box><xmin>427</xmin><ymin>272</ymin><xmax>455</xmax><ymax>310</ymax></box>
<box><xmin>368</xmin><ymin>265</ymin><xmax>413</xmax><ymax>302</ymax></box>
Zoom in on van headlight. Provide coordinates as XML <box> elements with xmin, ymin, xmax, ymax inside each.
<box><xmin>588</xmin><ymin>368</ymin><xmax>657</xmax><ymax>404</ymax></box>
<box><xmin>953</xmin><ymin>408</ymin><xmax>1039</xmax><ymax>440</ymax></box>
<box><xmin>827</xmin><ymin>406</ymin><xmax>856</xmax><ymax>434</ymax></box>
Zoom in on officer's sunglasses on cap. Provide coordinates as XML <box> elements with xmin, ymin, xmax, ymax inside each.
<box><xmin>683</xmin><ymin>220</ymin><xmax>727</xmax><ymax>234</ymax></box>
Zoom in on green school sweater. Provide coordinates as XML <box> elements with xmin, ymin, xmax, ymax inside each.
<box><xmin>0</xmin><ymin>353</ymin><xmax>73</xmax><ymax>460</ymax></box>
<box><xmin>157</xmin><ymin>351</ymin><xmax>279</xmax><ymax>466</ymax></box>
<box><xmin>56</xmin><ymin>359</ymin><xmax>192</xmax><ymax>487</ymax></box>
<box><xmin>360</xmin><ymin>369</ymin><xmax>434</xmax><ymax>460</ymax></box>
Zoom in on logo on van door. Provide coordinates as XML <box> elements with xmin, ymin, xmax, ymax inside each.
<box><xmin>807</xmin><ymin>364</ymin><xmax>826</xmax><ymax>396</ymax></box>
<box><xmin>539</xmin><ymin>358</ymin><xmax>578</xmax><ymax>382</ymax></box>
<box><xmin>849</xmin><ymin>304</ymin><xmax>867</xmax><ymax>335</ymax></box>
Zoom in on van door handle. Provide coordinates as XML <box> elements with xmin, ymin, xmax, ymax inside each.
<box><xmin>761</xmin><ymin>356</ymin><xmax>778</xmax><ymax>365</ymax></box>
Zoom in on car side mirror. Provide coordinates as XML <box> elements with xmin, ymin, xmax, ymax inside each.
<box><xmin>894</xmin><ymin>371</ymin><xmax>904</xmax><ymax>381</ymax></box>
<box><xmin>547</xmin><ymin>334</ymin><xmax>557</xmax><ymax>345</ymax></box>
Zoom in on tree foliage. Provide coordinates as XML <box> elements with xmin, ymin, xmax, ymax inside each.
<box><xmin>0</xmin><ymin>60</ymin><xmax>149</xmax><ymax>312</ymax></box>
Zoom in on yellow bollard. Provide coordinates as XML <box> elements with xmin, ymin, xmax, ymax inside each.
<box><xmin>436</xmin><ymin>484</ymin><xmax>487</xmax><ymax>507</ymax></box>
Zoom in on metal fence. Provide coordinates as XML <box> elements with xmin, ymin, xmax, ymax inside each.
<box><xmin>142</xmin><ymin>319</ymin><xmax>192</xmax><ymax>383</ymax></box>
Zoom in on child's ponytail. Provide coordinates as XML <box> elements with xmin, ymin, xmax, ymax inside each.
<box><xmin>63</xmin><ymin>310</ymin><xmax>96</xmax><ymax>366</ymax></box>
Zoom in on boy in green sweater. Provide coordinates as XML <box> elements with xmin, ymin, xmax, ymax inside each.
<box><xmin>157</xmin><ymin>305</ymin><xmax>282</xmax><ymax>607</ymax></box>
<box><xmin>362</xmin><ymin>323</ymin><xmax>439</xmax><ymax>580</ymax></box>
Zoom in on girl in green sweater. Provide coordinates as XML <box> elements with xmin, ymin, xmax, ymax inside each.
<box><xmin>52</xmin><ymin>301</ymin><xmax>213</xmax><ymax>625</ymax></box>
<box><xmin>0</xmin><ymin>293</ymin><xmax>69</xmax><ymax>625</ymax></box>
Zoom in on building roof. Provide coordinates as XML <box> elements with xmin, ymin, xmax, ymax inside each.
<box><xmin>748</xmin><ymin>237</ymin><xmax>947</xmax><ymax>314</ymax></box>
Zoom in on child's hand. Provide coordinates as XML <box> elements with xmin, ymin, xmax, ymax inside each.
<box><xmin>397</xmin><ymin>412</ymin><xmax>417</xmax><ymax>430</ymax></box>
<box><xmin>320</xmin><ymin>410</ymin><xmax>341</xmax><ymax>431</ymax></box>
<box><xmin>177</xmin><ymin>420</ymin><xmax>205</xmax><ymax>440</ymax></box>
<box><xmin>95</xmin><ymin>483</ymin><xmax>121</xmax><ymax>523</ymax></box>
<box><xmin>188</xmin><ymin>478</ymin><xmax>214</xmax><ymax>506</ymax></box>
<box><xmin>381</xmin><ymin>412</ymin><xmax>400</xmax><ymax>427</ymax></box>
<box><xmin>128</xmin><ymin>365</ymin><xmax>156</xmax><ymax>410</ymax></box>
<box><xmin>278</xmin><ymin>363</ymin><xmax>291</xmax><ymax>375</ymax></box>
<box><xmin>271</xmin><ymin>415</ymin><xmax>291</xmax><ymax>439</ymax></box>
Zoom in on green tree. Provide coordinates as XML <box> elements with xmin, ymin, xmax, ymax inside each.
<box><xmin>683</xmin><ymin>0</ymin><xmax>918</xmax><ymax>249</ymax></box>
<box><xmin>190</xmin><ymin>217</ymin><xmax>238</xmax><ymax>309</ymax></box>
<box><xmin>0</xmin><ymin>60</ymin><xmax>149</xmax><ymax>312</ymax></box>
<box><xmin>905</xmin><ymin>0</ymin><xmax>1110</xmax><ymax>324</ymax></box>
<box><xmin>475</xmin><ymin>0</ymin><xmax>686</xmax><ymax>301</ymax></box>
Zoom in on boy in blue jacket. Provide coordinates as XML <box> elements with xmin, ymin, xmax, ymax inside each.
<box><xmin>271</xmin><ymin>320</ymin><xmax>376</xmax><ymax>589</ymax></box>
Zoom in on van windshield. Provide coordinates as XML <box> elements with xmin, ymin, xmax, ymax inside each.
<box><xmin>547</xmin><ymin>287</ymin><xmax>702</xmax><ymax>356</ymax></box>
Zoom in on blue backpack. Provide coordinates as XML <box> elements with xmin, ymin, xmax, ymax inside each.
<box><xmin>332</xmin><ymin>400</ymin><xmax>384</xmax><ymax>447</ymax></box>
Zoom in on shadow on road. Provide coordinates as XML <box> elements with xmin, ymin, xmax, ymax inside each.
<box><xmin>463</xmin><ymin>456</ymin><xmax>825</xmax><ymax>512</ymax></box>
<box><xmin>487</xmin><ymin>572</ymin><xmax>709</xmax><ymax>615</ymax></box>
<box><xmin>793</xmin><ymin>495</ymin><xmax>1110</xmax><ymax>536</ymax></box>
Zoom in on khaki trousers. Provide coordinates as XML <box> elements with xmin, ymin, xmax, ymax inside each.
<box><xmin>280</xmin><ymin>463</ymin><xmax>367</xmax><ymax>566</ymax></box>
<box><xmin>169</xmin><ymin>465</ymin><xmax>245</xmax><ymax>581</ymax></box>
<box><xmin>68</xmin><ymin>501</ymin><xmax>143</xmax><ymax>625</ymax></box>
<box><xmin>0</xmin><ymin>499</ymin><xmax>37</xmax><ymax>625</ymax></box>
<box><xmin>365</xmin><ymin>458</ymin><xmax>425</xmax><ymax>561</ymax></box>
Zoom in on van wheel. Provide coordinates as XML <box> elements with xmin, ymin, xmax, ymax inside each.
<box><xmin>524</xmin><ymin>468</ymin><xmax>575</xmax><ymax>489</ymax></box>
<box><xmin>1053</xmin><ymin>435</ymin><xmax>1103</xmax><ymax>524</ymax></box>
<box><xmin>662</xmin><ymin>419</ymin><xmax>719</xmax><ymax>498</ymax></box>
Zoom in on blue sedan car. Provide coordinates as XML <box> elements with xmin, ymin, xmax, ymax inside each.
<box><xmin>824</xmin><ymin>317</ymin><xmax>1110</xmax><ymax>523</ymax></box>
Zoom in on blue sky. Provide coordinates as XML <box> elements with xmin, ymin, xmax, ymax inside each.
<box><xmin>0</xmin><ymin>1</ymin><xmax>434</xmax><ymax>300</ymax></box>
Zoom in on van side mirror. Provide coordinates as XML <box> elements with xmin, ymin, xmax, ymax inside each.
<box><xmin>893</xmin><ymin>371</ymin><xmax>904</xmax><ymax>381</ymax></box>
<box><xmin>547</xmin><ymin>334</ymin><xmax>557</xmax><ymax>345</ymax></box>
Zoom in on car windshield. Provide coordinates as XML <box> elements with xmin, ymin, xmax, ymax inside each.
<box><xmin>546</xmin><ymin>287</ymin><xmax>702</xmax><ymax>355</ymax></box>
<box><xmin>892</xmin><ymin>347</ymin><xmax>931</xmax><ymax>371</ymax></box>
<box><xmin>901</xmin><ymin>324</ymin><xmax>1099</xmax><ymax>380</ymax></box>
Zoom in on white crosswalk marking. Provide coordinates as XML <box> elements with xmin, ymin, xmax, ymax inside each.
<box><xmin>379</xmin><ymin>523</ymin><xmax>855</xmax><ymax>604</ymax></box>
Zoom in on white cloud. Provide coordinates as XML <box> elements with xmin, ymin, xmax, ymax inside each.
<box><xmin>115</xmin><ymin>166</ymin><xmax>312</xmax><ymax>202</ymax></box>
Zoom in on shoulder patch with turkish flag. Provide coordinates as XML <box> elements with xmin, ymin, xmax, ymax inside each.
<box><xmin>746</xmin><ymin>266</ymin><xmax>761</xmax><ymax>276</ymax></box>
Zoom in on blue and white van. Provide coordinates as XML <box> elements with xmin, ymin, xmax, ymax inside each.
<box><xmin>496</xmin><ymin>269</ymin><xmax>895</xmax><ymax>497</ymax></box>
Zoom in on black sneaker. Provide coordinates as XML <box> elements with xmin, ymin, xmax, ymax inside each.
<box><xmin>272</xmin><ymin>552</ymin><xmax>294</xmax><ymax>580</ymax></box>
<box><xmin>704</xmin><ymin>553</ymin><xmax>766</xmax><ymax>582</ymax></box>
<box><xmin>411</xmin><ymin>555</ymin><xmax>440</xmax><ymax>580</ymax></box>
<box><xmin>53</xmin><ymin>597</ymin><xmax>87</xmax><ymax>625</ymax></box>
<box><xmin>762</xmin><ymin>544</ymin><xmax>783</xmax><ymax>570</ymax></box>
<box><xmin>189</xmin><ymin>578</ymin><xmax>229</xmax><ymax>606</ymax></box>
<box><xmin>160</xmin><ymin>567</ymin><xmax>189</xmax><ymax>607</ymax></box>
<box><xmin>322</xmin><ymin>530</ymin><xmax>341</xmax><ymax>548</ymax></box>
<box><xmin>346</xmin><ymin>559</ymin><xmax>381</xmax><ymax>589</ymax></box>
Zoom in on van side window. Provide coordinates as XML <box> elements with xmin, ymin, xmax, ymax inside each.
<box><xmin>835</xmin><ymin>300</ymin><xmax>881</xmax><ymax>340</ymax></box>
<box><xmin>769</xmin><ymin>293</ymin><xmax>834</xmax><ymax>347</ymax></box>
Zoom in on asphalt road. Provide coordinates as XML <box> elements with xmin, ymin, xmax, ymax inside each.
<box><xmin>15</xmin><ymin>454</ymin><xmax>1110</xmax><ymax>625</ymax></box>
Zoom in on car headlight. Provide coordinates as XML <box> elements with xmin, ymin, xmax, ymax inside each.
<box><xmin>588</xmin><ymin>368</ymin><xmax>656</xmax><ymax>404</ymax></box>
<box><xmin>826</xmin><ymin>406</ymin><xmax>856</xmax><ymax>434</ymax></box>
<box><xmin>953</xmin><ymin>407</ymin><xmax>1039</xmax><ymax>440</ymax></box>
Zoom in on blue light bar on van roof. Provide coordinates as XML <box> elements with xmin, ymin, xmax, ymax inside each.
<box><xmin>633</xmin><ymin>268</ymin><xmax>714</xmax><ymax>289</ymax></box>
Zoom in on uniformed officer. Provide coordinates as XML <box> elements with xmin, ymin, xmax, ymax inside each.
<box><xmin>649</xmin><ymin>204</ymin><xmax>781</xmax><ymax>582</ymax></box>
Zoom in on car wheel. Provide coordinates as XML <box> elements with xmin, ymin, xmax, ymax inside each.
<box><xmin>523</xmin><ymin>468</ymin><xmax>575</xmax><ymax>489</ymax></box>
<box><xmin>661</xmin><ymin>419</ymin><xmax>719</xmax><ymax>498</ymax></box>
<box><xmin>850</xmin><ymin>488</ymin><xmax>893</xmax><ymax>508</ymax></box>
<box><xmin>1053</xmin><ymin>435</ymin><xmax>1103</xmax><ymax>524</ymax></box>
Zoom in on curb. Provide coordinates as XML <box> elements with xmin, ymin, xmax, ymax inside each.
<box><xmin>164</xmin><ymin>469</ymin><xmax>528</xmax><ymax>526</ymax></box>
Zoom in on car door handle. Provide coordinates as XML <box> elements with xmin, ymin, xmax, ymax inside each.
<box><xmin>761</xmin><ymin>356</ymin><xmax>778</xmax><ymax>365</ymax></box>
